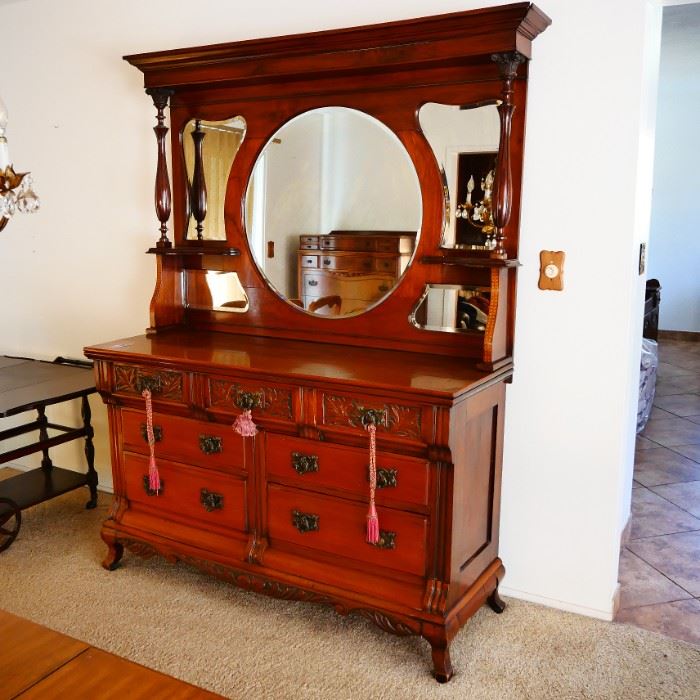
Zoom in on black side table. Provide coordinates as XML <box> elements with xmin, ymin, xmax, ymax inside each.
<box><xmin>0</xmin><ymin>356</ymin><xmax>98</xmax><ymax>552</ymax></box>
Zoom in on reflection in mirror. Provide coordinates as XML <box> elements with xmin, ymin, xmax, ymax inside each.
<box><xmin>419</xmin><ymin>103</ymin><xmax>500</xmax><ymax>250</ymax></box>
<box><xmin>245</xmin><ymin>107</ymin><xmax>421</xmax><ymax>317</ymax></box>
<box><xmin>410</xmin><ymin>284</ymin><xmax>490</xmax><ymax>333</ymax></box>
<box><xmin>184</xmin><ymin>270</ymin><xmax>249</xmax><ymax>313</ymax></box>
<box><xmin>183</xmin><ymin>117</ymin><xmax>246</xmax><ymax>241</ymax></box>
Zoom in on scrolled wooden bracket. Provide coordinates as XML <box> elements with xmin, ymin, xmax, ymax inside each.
<box><xmin>490</xmin><ymin>51</ymin><xmax>526</xmax><ymax>259</ymax></box>
<box><xmin>145</xmin><ymin>87</ymin><xmax>175</xmax><ymax>248</ymax></box>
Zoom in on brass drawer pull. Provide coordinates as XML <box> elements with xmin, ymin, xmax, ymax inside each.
<box><xmin>234</xmin><ymin>391</ymin><xmax>262</xmax><ymax>411</ymax></box>
<box><xmin>292</xmin><ymin>509</ymin><xmax>319</xmax><ymax>533</ymax></box>
<box><xmin>199</xmin><ymin>435</ymin><xmax>223</xmax><ymax>455</ymax></box>
<box><xmin>369</xmin><ymin>530</ymin><xmax>396</xmax><ymax>550</ymax></box>
<box><xmin>200</xmin><ymin>489</ymin><xmax>224</xmax><ymax>512</ymax></box>
<box><xmin>308</xmin><ymin>279</ymin><xmax>319</xmax><ymax>287</ymax></box>
<box><xmin>378</xmin><ymin>284</ymin><xmax>390</xmax><ymax>293</ymax></box>
<box><xmin>142</xmin><ymin>475</ymin><xmax>164</xmax><ymax>496</ymax></box>
<box><xmin>292</xmin><ymin>452</ymin><xmax>319</xmax><ymax>475</ymax></box>
<box><xmin>358</xmin><ymin>407</ymin><xmax>387</xmax><ymax>428</ymax></box>
<box><xmin>323</xmin><ymin>258</ymin><xmax>331</xmax><ymax>266</ymax></box>
<box><xmin>368</xmin><ymin>467</ymin><xmax>397</xmax><ymax>489</ymax></box>
<box><xmin>136</xmin><ymin>375</ymin><xmax>162</xmax><ymax>394</ymax></box>
<box><xmin>140</xmin><ymin>423</ymin><xmax>163</xmax><ymax>443</ymax></box>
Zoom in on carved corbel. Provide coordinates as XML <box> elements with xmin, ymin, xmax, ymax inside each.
<box><xmin>490</xmin><ymin>51</ymin><xmax>526</xmax><ymax>259</ymax></box>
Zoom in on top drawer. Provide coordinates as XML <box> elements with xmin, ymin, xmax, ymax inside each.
<box><xmin>113</xmin><ymin>364</ymin><xmax>188</xmax><ymax>407</ymax></box>
<box><xmin>121</xmin><ymin>409</ymin><xmax>245</xmax><ymax>473</ymax></box>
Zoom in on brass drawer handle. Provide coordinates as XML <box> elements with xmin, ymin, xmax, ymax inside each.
<box><xmin>199</xmin><ymin>435</ymin><xmax>223</xmax><ymax>455</ymax></box>
<box><xmin>378</xmin><ymin>284</ymin><xmax>390</xmax><ymax>293</ymax></box>
<box><xmin>142</xmin><ymin>475</ymin><xmax>164</xmax><ymax>496</ymax></box>
<box><xmin>368</xmin><ymin>467</ymin><xmax>397</xmax><ymax>489</ymax></box>
<box><xmin>292</xmin><ymin>452</ymin><xmax>319</xmax><ymax>475</ymax></box>
<box><xmin>200</xmin><ymin>488</ymin><xmax>224</xmax><ymax>512</ymax></box>
<box><xmin>140</xmin><ymin>423</ymin><xmax>163</xmax><ymax>443</ymax></box>
<box><xmin>323</xmin><ymin>258</ymin><xmax>331</xmax><ymax>265</ymax></box>
<box><xmin>136</xmin><ymin>375</ymin><xmax>162</xmax><ymax>394</ymax></box>
<box><xmin>308</xmin><ymin>279</ymin><xmax>319</xmax><ymax>287</ymax></box>
<box><xmin>234</xmin><ymin>391</ymin><xmax>262</xmax><ymax>411</ymax></box>
<box><xmin>358</xmin><ymin>407</ymin><xmax>387</xmax><ymax>428</ymax></box>
<box><xmin>369</xmin><ymin>530</ymin><xmax>396</xmax><ymax>550</ymax></box>
<box><xmin>292</xmin><ymin>509</ymin><xmax>319</xmax><ymax>533</ymax></box>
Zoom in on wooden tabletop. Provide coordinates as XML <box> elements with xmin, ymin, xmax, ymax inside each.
<box><xmin>0</xmin><ymin>358</ymin><xmax>96</xmax><ymax>418</ymax></box>
<box><xmin>85</xmin><ymin>330</ymin><xmax>512</xmax><ymax>399</ymax></box>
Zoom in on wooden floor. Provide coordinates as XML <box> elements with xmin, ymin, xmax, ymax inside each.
<box><xmin>0</xmin><ymin>609</ymin><xmax>222</xmax><ymax>699</ymax></box>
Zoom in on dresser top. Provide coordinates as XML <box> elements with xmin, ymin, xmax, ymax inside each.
<box><xmin>85</xmin><ymin>330</ymin><xmax>511</xmax><ymax>399</ymax></box>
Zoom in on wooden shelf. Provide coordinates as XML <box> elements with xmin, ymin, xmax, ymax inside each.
<box><xmin>421</xmin><ymin>255</ymin><xmax>520</xmax><ymax>268</ymax></box>
<box><xmin>0</xmin><ymin>467</ymin><xmax>89</xmax><ymax>512</ymax></box>
<box><xmin>147</xmin><ymin>246</ymin><xmax>240</xmax><ymax>256</ymax></box>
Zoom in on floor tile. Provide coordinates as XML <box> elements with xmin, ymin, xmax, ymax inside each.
<box><xmin>670</xmin><ymin>444</ymin><xmax>700</xmax><ymax>463</ymax></box>
<box><xmin>640</xmin><ymin>417</ymin><xmax>700</xmax><ymax>447</ymax></box>
<box><xmin>636</xmin><ymin>436</ymin><xmax>657</xmax><ymax>451</ymax></box>
<box><xmin>634</xmin><ymin>447</ymin><xmax>700</xmax><ymax>486</ymax></box>
<box><xmin>616</xmin><ymin>599</ymin><xmax>700</xmax><ymax>646</ymax></box>
<box><xmin>628</xmin><ymin>487</ymin><xmax>700</xmax><ymax>539</ymax></box>
<box><xmin>657</xmin><ymin>361</ymin><xmax>698</xmax><ymax>380</ymax></box>
<box><xmin>648</xmin><ymin>406</ymin><xmax>676</xmax><ymax>421</ymax></box>
<box><xmin>655</xmin><ymin>377</ymin><xmax>700</xmax><ymax>397</ymax></box>
<box><xmin>685</xmin><ymin>414</ymin><xmax>700</xmax><ymax>425</ymax></box>
<box><xmin>618</xmin><ymin>548</ymin><xmax>691</xmax><ymax>609</ymax></box>
<box><xmin>627</xmin><ymin>531</ymin><xmax>700</xmax><ymax>596</ymax></box>
<box><xmin>651</xmin><ymin>481</ymin><xmax>700</xmax><ymax>519</ymax></box>
<box><xmin>653</xmin><ymin>393</ymin><xmax>700</xmax><ymax>417</ymax></box>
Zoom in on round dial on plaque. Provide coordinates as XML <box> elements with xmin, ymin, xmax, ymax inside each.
<box><xmin>544</xmin><ymin>263</ymin><xmax>559</xmax><ymax>279</ymax></box>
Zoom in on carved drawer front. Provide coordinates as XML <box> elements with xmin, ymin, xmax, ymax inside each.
<box><xmin>266</xmin><ymin>434</ymin><xmax>429</xmax><ymax>508</ymax></box>
<box><xmin>267</xmin><ymin>484</ymin><xmax>427</xmax><ymax>577</ymax></box>
<box><xmin>123</xmin><ymin>452</ymin><xmax>247</xmax><ymax>532</ymax></box>
<box><xmin>318</xmin><ymin>392</ymin><xmax>425</xmax><ymax>444</ymax></box>
<box><xmin>113</xmin><ymin>364</ymin><xmax>187</xmax><ymax>405</ymax></box>
<box><xmin>206</xmin><ymin>376</ymin><xmax>296</xmax><ymax>424</ymax></box>
<box><xmin>121</xmin><ymin>409</ymin><xmax>245</xmax><ymax>473</ymax></box>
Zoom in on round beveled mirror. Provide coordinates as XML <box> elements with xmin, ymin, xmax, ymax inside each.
<box><xmin>245</xmin><ymin>107</ymin><xmax>422</xmax><ymax>317</ymax></box>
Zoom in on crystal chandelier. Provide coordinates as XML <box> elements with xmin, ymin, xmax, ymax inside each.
<box><xmin>0</xmin><ymin>96</ymin><xmax>40</xmax><ymax>232</ymax></box>
<box><xmin>455</xmin><ymin>168</ymin><xmax>495</xmax><ymax>247</ymax></box>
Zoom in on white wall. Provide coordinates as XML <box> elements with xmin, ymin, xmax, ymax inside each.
<box><xmin>647</xmin><ymin>3</ymin><xmax>700</xmax><ymax>332</ymax></box>
<box><xmin>0</xmin><ymin>0</ymin><xmax>660</xmax><ymax>619</ymax></box>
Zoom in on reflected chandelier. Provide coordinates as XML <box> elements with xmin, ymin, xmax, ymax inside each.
<box><xmin>0</xmin><ymin>96</ymin><xmax>40</xmax><ymax>232</ymax></box>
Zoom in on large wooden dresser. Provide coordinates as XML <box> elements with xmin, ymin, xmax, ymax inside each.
<box><xmin>85</xmin><ymin>3</ymin><xmax>550</xmax><ymax>683</ymax></box>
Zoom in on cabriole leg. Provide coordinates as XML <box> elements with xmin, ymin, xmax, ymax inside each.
<box><xmin>425</xmin><ymin>626</ymin><xmax>453</xmax><ymax>683</ymax></box>
<box><xmin>488</xmin><ymin>587</ymin><xmax>506</xmax><ymax>614</ymax></box>
<box><xmin>101</xmin><ymin>534</ymin><xmax>123</xmax><ymax>571</ymax></box>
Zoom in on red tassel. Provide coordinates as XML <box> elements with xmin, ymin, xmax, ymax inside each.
<box><xmin>366</xmin><ymin>423</ymin><xmax>379</xmax><ymax>544</ymax></box>
<box><xmin>142</xmin><ymin>389</ymin><xmax>161</xmax><ymax>495</ymax></box>
<box><xmin>233</xmin><ymin>408</ymin><xmax>257</xmax><ymax>437</ymax></box>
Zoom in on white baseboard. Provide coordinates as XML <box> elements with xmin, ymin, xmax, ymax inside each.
<box><xmin>1</xmin><ymin>463</ymin><xmax>113</xmax><ymax>494</ymax></box>
<box><xmin>499</xmin><ymin>585</ymin><xmax>615</xmax><ymax>621</ymax></box>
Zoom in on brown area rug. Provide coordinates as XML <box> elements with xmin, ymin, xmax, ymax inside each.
<box><xmin>0</xmin><ymin>478</ymin><xmax>698</xmax><ymax>699</ymax></box>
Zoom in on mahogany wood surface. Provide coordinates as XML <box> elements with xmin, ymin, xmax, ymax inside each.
<box><xmin>85</xmin><ymin>3</ymin><xmax>550</xmax><ymax>683</ymax></box>
<box><xmin>0</xmin><ymin>610</ymin><xmax>222</xmax><ymax>699</ymax></box>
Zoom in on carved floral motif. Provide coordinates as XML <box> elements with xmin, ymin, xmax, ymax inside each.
<box><xmin>114</xmin><ymin>365</ymin><xmax>183</xmax><ymax>401</ymax></box>
<box><xmin>209</xmin><ymin>379</ymin><xmax>292</xmax><ymax>420</ymax></box>
<box><xmin>322</xmin><ymin>394</ymin><xmax>422</xmax><ymax>440</ymax></box>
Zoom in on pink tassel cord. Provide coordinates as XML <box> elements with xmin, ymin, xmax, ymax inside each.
<box><xmin>233</xmin><ymin>409</ymin><xmax>257</xmax><ymax>437</ymax></box>
<box><xmin>366</xmin><ymin>423</ymin><xmax>380</xmax><ymax>544</ymax></box>
<box><xmin>142</xmin><ymin>389</ymin><xmax>161</xmax><ymax>494</ymax></box>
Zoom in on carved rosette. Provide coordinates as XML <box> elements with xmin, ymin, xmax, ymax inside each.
<box><xmin>114</xmin><ymin>365</ymin><xmax>184</xmax><ymax>401</ymax></box>
<box><xmin>209</xmin><ymin>378</ymin><xmax>293</xmax><ymax>421</ymax></box>
<box><xmin>322</xmin><ymin>394</ymin><xmax>422</xmax><ymax>441</ymax></box>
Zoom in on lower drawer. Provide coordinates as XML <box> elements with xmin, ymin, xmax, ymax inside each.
<box><xmin>267</xmin><ymin>484</ymin><xmax>428</xmax><ymax>577</ymax></box>
<box><xmin>123</xmin><ymin>452</ymin><xmax>247</xmax><ymax>532</ymax></box>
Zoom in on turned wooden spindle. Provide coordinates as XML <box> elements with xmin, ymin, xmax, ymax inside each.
<box><xmin>490</xmin><ymin>51</ymin><xmax>526</xmax><ymax>259</ymax></box>
<box><xmin>145</xmin><ymin>87</ymin><xmax>175</xmax><ymax>248</ymax></box>
<box><xmin>190</xmin><ymin>120</ymin><xmax>207</xmax><ymax>240</ymax></box>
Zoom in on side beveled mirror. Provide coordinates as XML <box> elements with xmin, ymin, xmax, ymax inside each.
<box><xmin>410</xmin><ymin>284</ymin><xmax>491</xmax><ymax>333</ymax></box>
<box><xmin>419</xmin><ymin>102</ymin><xmax>500</xmax><ymax>250</ymax></box>
<box><xmin>245</xmin><ymin>107</ymin><xmax>422</xmax><ymax>317</ymax></box>
<box><xmin>183</xmin><ymin>117</ymin><xmax>246</xmax><ymax>241</ymax></box>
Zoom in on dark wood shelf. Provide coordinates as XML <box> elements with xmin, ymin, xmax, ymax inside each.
<box><xmin>0</xmin><ymin>467</ymin><xmax>89</xmax><ymax>512</ymax></box>
<box><xmin>421</xmin><ymin>255</ymin><xmax>520</xmax><ymax>268</ymax></box>
<box><xmin>146</xmin><ymin>246</ymin><xmax>240</xmax><ymax>256</ymax></box>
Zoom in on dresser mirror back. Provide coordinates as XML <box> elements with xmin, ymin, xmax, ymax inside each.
<box><xmin>132</xmin><ymin>2</ymin><xmax>550</xmax><ymax>369</ymax></box>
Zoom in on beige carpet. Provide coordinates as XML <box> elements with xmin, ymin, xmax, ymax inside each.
<box><xmin>0</xmin><ymin>479</ymin><xmax>699</xmax><ymax>699</ymax></box>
